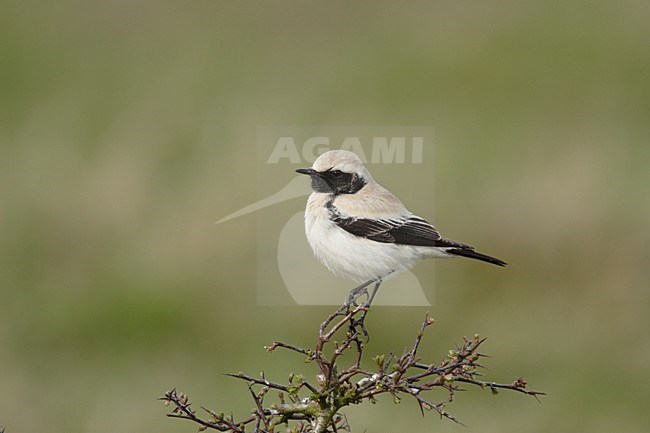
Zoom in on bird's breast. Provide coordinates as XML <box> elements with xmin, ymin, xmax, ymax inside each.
<box><xmin>303</xmin><ymin>193</ymin><xmax>419</xmax><ymax>282</ymax></box>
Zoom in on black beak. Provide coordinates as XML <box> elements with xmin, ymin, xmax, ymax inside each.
<box><xmin>296</xmin><ymin>168</ymin><xmax>317</xmax><ymax>175</ymax></box>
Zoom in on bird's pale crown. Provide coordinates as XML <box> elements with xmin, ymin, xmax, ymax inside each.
<box><xmin>311</xmin><ymin>150</ymin><xmax>371</xmax><ymax>179</ymax></box>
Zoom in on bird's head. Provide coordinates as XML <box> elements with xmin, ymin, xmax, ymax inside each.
<box><xmin>296</xmin><ymin>150</ymin><xmax>371</xmax><ymax>195</ymax></box>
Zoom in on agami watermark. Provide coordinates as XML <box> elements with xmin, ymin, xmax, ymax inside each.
<box><xmin>267</xmin><ymin>135</ymin><xmax>424</xmax><ymax>164</ymax></box>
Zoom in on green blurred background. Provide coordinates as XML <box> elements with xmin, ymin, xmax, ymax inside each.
<box><xmin>1</xmin><ymin>1</ymin><xmax>649</xmax><ymax>432</ymax></box>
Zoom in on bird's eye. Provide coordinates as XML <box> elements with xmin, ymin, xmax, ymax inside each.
<box><xmin>331</xmin><ymin>170</ymin><xmax>343</xmax><ymax>177</ymax></box>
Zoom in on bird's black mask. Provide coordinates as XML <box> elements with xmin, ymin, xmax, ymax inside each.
<box><xmin>296</xmin><ymin>168</ymin><xmax>367</xmax><ymax>195</ymax></box>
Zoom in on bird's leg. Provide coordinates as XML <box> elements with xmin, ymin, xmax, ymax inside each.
<box><xmin>343</xmin><ymin>278</ymin><xmax>376</xmax><ymax>338</ymax></box>
<box><xmin>349</xmin><ymin>272</ymin><xmax>390</xmax><ymax>308</ymax></box>
<box><xmin>344</xmin><ymin>278</ymin><xmax>377</xmax><ymax>308</ymax></box>
<box><xmin>365</xmin><ymin>279</ymin><xmax>382</xmax><ymax>308</ymax></box>
<box><xmin>351</xmin><ymin>279</ymin><xmax>382</xmax><ymax>340</ymax></box>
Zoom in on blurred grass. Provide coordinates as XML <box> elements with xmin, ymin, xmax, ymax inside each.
<box><xmin>1</xmin><ymin>1</ymin><xmax>649</xmax><ymax>432</ymax></box>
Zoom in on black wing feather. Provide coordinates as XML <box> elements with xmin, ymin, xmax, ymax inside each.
<box><xmin>327</xmin><ymin>204</ymin><xmax>467</xmax><ymax>248</ymax></box>
<box><xmin>326</xmin><ymin>202</ymin><xmax>507</xmax><ymax>266</ymax></box>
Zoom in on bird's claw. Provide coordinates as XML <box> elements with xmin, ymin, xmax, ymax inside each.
<box><xmin>348</xmin><ymin>311</ymin><xmax>371</xmax><ymax>342</ymax></box>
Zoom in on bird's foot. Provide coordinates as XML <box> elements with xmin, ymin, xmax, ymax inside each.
<box><xmin>348</xmin><ymin>308</ymin><xmax>371</xmax><ymax>342</ymax></box>
<box><xmin>343</xmin><ymin>279</ymin><xmax>381</xmax><ymax>341</ymax></box>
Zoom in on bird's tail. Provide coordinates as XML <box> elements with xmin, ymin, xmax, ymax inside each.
<box><xmin>446</xmin><ymin>248</ymin><xmax>507</xmax><ymax>267</ymax></box>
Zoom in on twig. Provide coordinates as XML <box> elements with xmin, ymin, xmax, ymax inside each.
<box><xmin>162</xmin><ymin>304</ymin><xmax>543</xmax><ymax>432</ymax></box>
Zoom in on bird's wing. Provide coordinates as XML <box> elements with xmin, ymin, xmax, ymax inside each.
<box><xmin>328</xmin><ymin>205</ymin><xmax>470</xmax><ymax>248</ymax></box>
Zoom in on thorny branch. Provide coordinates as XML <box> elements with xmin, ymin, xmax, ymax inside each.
<box><xmin>161</xmin><ymin>303</ymin><xmax>543</xmax><ymax>432</ymax></box>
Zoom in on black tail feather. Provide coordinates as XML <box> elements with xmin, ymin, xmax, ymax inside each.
<box><xmin>446</xmin><ymin>248</ymin><xmax>507</xmax><ymax>267</ymax></box>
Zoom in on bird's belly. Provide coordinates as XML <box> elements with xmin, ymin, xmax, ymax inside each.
<box><xmin>305</xmin><ymin>216</ymin><xmax>419</xmax><ymax>283</ymax></box>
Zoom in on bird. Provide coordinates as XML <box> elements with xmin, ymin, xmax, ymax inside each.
<box><xmin>296</xmin><ymin>149</ymin><xmax>506</xmax><ymax>307</ymax></box>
